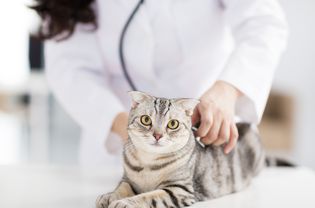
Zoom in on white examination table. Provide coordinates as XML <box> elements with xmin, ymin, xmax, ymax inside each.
<box><xmin>0</xmin><ymin>165</ymin><xmax>314</xmax><ymax>208</ymax></box>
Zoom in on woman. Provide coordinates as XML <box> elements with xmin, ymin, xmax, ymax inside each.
<box><xmin>32</xmin><ymin>0</ymin><xmax>288</xmax><ymax>166</ymax></box>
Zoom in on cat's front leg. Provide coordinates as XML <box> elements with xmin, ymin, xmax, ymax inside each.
<box><xmin>109</xmin><ymin>187</ymin><xmax>196</xmax><ymax>208</ymax></box>
<box><xmin>96</xmin><ymin>181</ymin><xmax>136</xmax><ymax>208</ymax></box>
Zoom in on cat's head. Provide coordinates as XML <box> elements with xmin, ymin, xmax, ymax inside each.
<box><xmin>127</xmin><ymin>91</ymin><xmax>199</xmax><ymax>154</ymax></box>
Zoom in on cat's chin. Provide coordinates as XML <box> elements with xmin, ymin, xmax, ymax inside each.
<box><xmin>130</xmin><ymin>138</ymin><xmax>180</xmax><ymax>154</ymax></box>
<box><xmin>150</xmin><ymin>143</ymin><xmax>163</xmax><ymax>147</ymax></box>
<box><xmin>137</xmin><ymin>144</ymin><xmax>173</xmax><ymax>154</ymax></box>
<box><xmin>147</xmin><ymin>142</ymin><xmax>168</xmax><ymax>150</ymax></box>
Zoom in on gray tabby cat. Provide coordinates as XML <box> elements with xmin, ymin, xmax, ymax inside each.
<box><xmin>96</xmin><ymin>91</ymin><xmax>265</xmax><ymax>208</ymax></box>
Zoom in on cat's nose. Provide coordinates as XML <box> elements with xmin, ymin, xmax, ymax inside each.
<box><xmin>153</xmin><ymin>132</ymin><xmax>162</xmax><ymax>141</ymax></box>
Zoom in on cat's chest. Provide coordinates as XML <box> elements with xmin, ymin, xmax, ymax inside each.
<box><xmin>126</xmin><ymin>167</ymin><xmax>168</xmax><ymax>193</ymax></box>
<box><xmin>124</xmin><ymin>153</ymin><xmax>176</xmax><ymax>192</ymax></box>
<box><xmin>123</xmin><ymin>148</ymin><xmax>194</xmax><ymax>193</ymax></box>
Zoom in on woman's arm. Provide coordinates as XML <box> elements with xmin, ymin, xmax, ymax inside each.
<box><xmin>219</xmin><ymin>0</ymin><xmax>288</xmax><ymax>123</ymax></box>
<box><xmin>193</xmin><ymin>0</ymin><xmax>288</xmax><ymax>153</ymax></box>
<box><xmin>45</xmin><ymin>24</ymin><xmax>126</xmax><ymax>147</ymax></box>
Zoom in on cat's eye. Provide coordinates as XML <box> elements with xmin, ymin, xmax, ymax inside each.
<box><xmin>140</xmin><ymin>115</ymin><xmax>152</xmax><ymax>126</ymax></box>
<box><xmin>167</xmin><ymin>119</ymin><xmax>179</xmax><ymax>130</ymax></box>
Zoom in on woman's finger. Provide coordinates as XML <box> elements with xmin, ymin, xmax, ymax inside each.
<box><xmin>224</xmin><ymin>123</ymin><xmax>239</xmax><ymax>154</ymax></box>
<box><xmin>213</xmin><ymin>120</ymin><xmax>230</xmax><ymax>146</ymax></box>
<box><xmin>196</xmin><ymin>107</ymin><xmax>213</xmax><ymax>138</ymax></box>
<box><xmin>201</xmin><ymin>114</ymin><xmax>221</xmax><ymax>145</ymax></box>
<box><xmin>191</xmin><ymin>107</ymin><xmax>200</xmax><ymax>126</ymax></box>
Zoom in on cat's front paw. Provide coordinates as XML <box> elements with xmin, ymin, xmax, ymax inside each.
<box><xmin>181</xmin><ymin>197</ymin><xmax>196</xmax><ymax>206</ymax></box>
<box><xmin>96</xmin><ymin>193</ymin><xmax>119</xmax><ymax>208</ymax></box>
<box><xmin>108</xmin><ymin>199</ymin><xmax>135</xmax><ymax>208</ymax></box>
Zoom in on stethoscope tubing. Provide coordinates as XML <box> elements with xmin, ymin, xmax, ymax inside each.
<box><xmin>119</xmin><ymin>0</ymin><xmax>145</xmax><ymax>91</ymax></box>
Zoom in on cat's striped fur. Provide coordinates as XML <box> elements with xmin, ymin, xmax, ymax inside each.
<box><xmin>96</xmin><ymin>92</ymin><xmax>265</xmax><ymax>208</ymax></box>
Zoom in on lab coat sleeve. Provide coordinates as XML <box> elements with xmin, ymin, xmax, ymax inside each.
<box><xmin>217</xmin><ymin>0</ymin><xmax>288</xmax><ymax>123</ymax></box>
<box><xmin>45</xmin><ymin>24</ymin><xmax>125</xmax><ymax>147</ymax></box>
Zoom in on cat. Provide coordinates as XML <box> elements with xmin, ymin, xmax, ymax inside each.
<box><xmin>96</xmin><ymin>91</ymin><xmax>266</xmax><ymax>208</ymax></box>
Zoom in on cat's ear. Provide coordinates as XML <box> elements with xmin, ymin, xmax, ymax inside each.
<box><xmin>128</xmin><ymin>91</ymin><xmax>154</xmax><ymax>109</ymax></box>
<box><xmin>174</xmin><ymin>98</ymin><xmax>200</xmax><ymax>116</ymax></box>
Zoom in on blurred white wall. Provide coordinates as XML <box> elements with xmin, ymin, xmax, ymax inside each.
<box><xmin>0</xmin><ymin>0</ymin><xmax>32</xmax><ymax>164</ymax></box>
<box><xmin>0</xmin><ymin>113</ymin><xmax>22</xmax><ymax>164</ymax></box>
<box><xmin>275</xmin><ymin>0</ymin><xmax>315</xmax><ymax>168</ymax></box>
<box><xmin>0</xmin><ymin>0</ymin><xmax>35</xmax><ymax>90</ymax></box>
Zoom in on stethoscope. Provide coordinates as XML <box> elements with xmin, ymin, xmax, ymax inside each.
<box><xmin>119</xmin><ymin>0</ymin><xmax>144</xmax><ymax>91</ymax></box>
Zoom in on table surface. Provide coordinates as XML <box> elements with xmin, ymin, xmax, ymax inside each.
<box><xmin>0</xmin><ymin>165</ymin><xmax>314</xmax><ymax>208</ymax></box>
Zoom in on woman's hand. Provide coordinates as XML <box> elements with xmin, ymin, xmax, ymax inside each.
<box><xmin>111</xmin><ymin>112</ymin><xmax>129</xmax><ymax>143</ymax></box>
<box><xmin>192</xmin><ymin>81</ymin><xmax>242</xmax><ymax>154</ymax></box>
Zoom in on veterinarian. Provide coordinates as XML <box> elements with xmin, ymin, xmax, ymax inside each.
<box><xmin>32</xmin><ymin>0</ymin><xmax>288</xmax><ymax>166</ymax></box>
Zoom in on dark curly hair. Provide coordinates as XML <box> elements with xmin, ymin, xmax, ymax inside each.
<box><xmin>30</xmin><ymin>0</ymin><xmax>97</xmax><ymax>40</ymax></box>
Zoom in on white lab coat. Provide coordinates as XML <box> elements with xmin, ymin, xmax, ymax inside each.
<box><xmin>45</xmin><ymin>0</ymin><xmax>288</xmax><ymax>166</ymax></box>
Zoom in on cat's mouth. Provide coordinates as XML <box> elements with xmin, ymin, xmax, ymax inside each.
<box><xmin>150</xmin><ymin>141</ymin><xmax>163</xmax><ymax>147</ymax></box>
